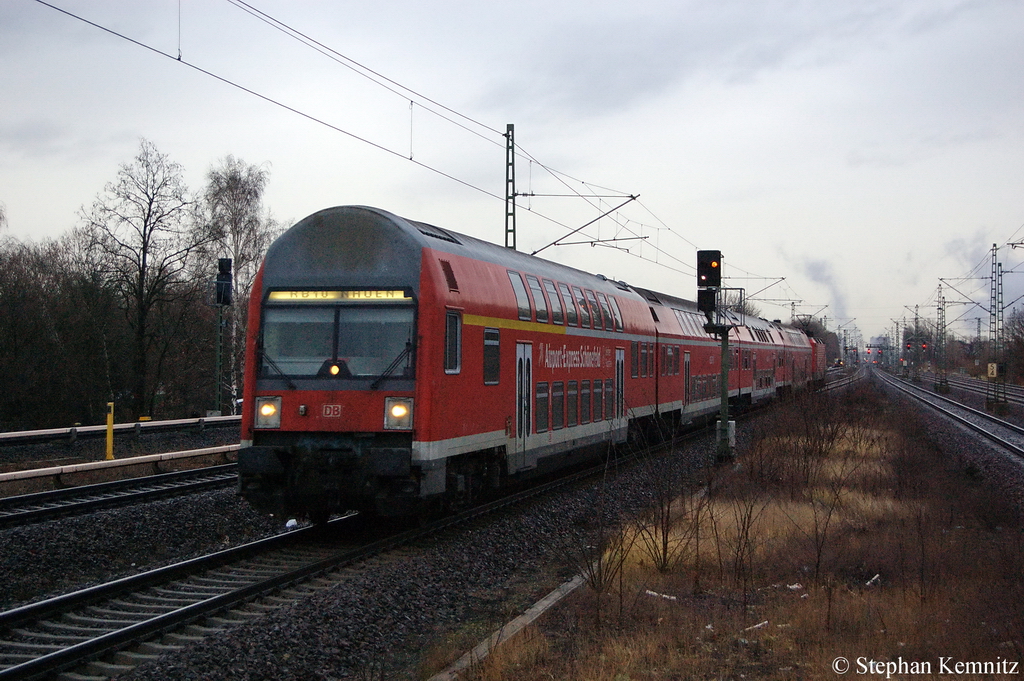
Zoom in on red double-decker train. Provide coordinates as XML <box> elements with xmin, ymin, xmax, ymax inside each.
<box><xmin>238</xmin><ymin>206</ymin><xmax>826</xmax><ymax>522</ymax></box>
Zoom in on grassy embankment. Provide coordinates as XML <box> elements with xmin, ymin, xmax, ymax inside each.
<box><xmin>438</xmin><ymin>383</ymin><xmax>1024</xmax><ymax>680</ymax></box>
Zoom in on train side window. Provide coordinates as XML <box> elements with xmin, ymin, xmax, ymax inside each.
<box><xmin>567</xmin><ymin>380</ymin><xmax>578</xmax><ymax>427</ymax></box>
<box><xmin>631</xmin><ymin>341</ymin><xmax>639</xmax><ymax>379</ymax></box>
<box><xmin>535</xmin><ymin>382</ymin><xmax>549</xmax><ymax>433</ymax></box>
<box><xmin>483</xmin><ymin>328</ymin><xmax>500</xmax><ymax>385</ymax></box>
<box><xmin>526</xmin><ymin>275</ymin><xmax>549</xmax><ymax>323</ymax></box>
<box><xmin>593</xmin><ymin>381</ymin><xmax>604</xmax><ymax>422</ymax></box>
<box><xmin>596</xmin><ymin>292</ymin><xmax>614</xmax><ymax>331</ymax></box>
<box><xmin>558</xmin><ymin>283</ymin><xmax>578</xmax><ymax>326</ymax></box>
<box><xmin>572</xmin><ymin>286</ymin><xmax>591</xmax><ymax>328</ymax></box>
<box><xmin>552</xmin><ymin>381</ymin><xmax>564</xmax><ymax>430</ymax></box>
<box><xmin>608</xmin><ymin>296</ymin><xmax>624</xmax><ymax>332</ymax></box>
<box><xmin>445</xmin><ymin>310</ymin><xmax>462</xmax><ymax>374</ymax></box>
<box><xmin>543</xmin><ymin>279</ymin><xmax>563</xmax><ymax>324</ymax></box>
<box><xmin>585</xmin><ymin>290</ymin><xmax>604</xmax><ymax>329</ymax></box>
<box><xmin>640</xmin><ymin>343</ymin><xmax>648</xmax><ymax>377</ymax></box>
<box><xmin>580</xmin><ymin>380</ymin><xmax>591</xmax><ymax>423</ymax></box>
<box><xmin>507</xmin><ymin>271</ymin><xmax>532</xmax><ymax>321</ymax></box>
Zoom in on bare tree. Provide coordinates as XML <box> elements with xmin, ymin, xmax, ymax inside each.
<box><xmin>1005</xmin><ymin>307</ymin><xmax>1024</xmax><ymax>382</ymax></box>
<box><xmin>722</xmin><ymin>290</ymin><xmax>762</xmax><ymax>319</ymax></box>
<box><xmin>203</xmin><ymin>155</ymin><xmax>281</xmax><ymax>413</ymax></box>
<box><xmin>80</xmin><ymin>139</ymin><xmax>216</xmax><ymax>418</ymax></box>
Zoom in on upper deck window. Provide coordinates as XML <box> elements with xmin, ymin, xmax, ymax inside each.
<box><xmin>585</xmin><ymin>290</ymin><xmax>605</xmax><ymax>329</ymax></box>
<box><xmin>607</xmin><ymin>296</ymin><xmax>624</xmax><ymax>332</ymax></box>
<box><xmin>572</xmin><ymin>286</ymin><xmax>592</xmax><ymax>328</ymax></box>
<box><xmin>558</xmin><ymin>283</ymin><xmax>578</xmax><ymax>326</ymax></box>
<box><xmin>507</xmin><ymin>271</ymin><xmax>532</xmax><ymax>321</ymax></box>
<box><xmin>526</xmin><ymin>275</ymin><xmax>549</xmax><ymax>323</ymax></box>
<box><xmin>543</xmin><ymin>280</ymin><xmax>564</xmax><ymax>325</ymax></box>
<box><xmin>595</xmin><ymin>292</ymin><xmax>614</xmax><ymax>331</ymax></box>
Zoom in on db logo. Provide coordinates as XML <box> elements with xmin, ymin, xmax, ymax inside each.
<box><xmin>322</xmin><ymin>404</ymin><xmax>343</xmax><ymax>418</ymax></box>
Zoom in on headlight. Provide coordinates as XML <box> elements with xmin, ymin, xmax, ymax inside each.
<box><xmin>384</xmin><ymin>397</ymin><xmax>413</xmax><ymax>430</ymax></box>
<box><xmin>255</xmin><ymin>396</ymin><xmax>282</xmax><ymax>429</ymax></box>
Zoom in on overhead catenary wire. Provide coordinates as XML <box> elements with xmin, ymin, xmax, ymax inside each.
<box><xmin>34</xmin><ymin>0</ymin><xmax>822</xmax><ymax>316</ymax></box>
<box><xmin>33</xmin><ymin>0</ymin><xmax>504</xmax><ymax>204</ymax></box>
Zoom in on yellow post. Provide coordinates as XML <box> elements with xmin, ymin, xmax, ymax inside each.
<box><xmin>106</xmin><ymin>402</ymin><xmax>115</xmax><ymax>460</ymax></box>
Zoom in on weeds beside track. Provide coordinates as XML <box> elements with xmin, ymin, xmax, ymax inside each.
<box><xmin>459</xmin><ymin>380</ymin><xmax>1024</xmax><ymax>680</ymax></box>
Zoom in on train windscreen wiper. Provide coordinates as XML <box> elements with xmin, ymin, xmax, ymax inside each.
<box><xmin>370</xmin><ymin>341</ymin><xmax>414</xmax><ymax>390</ymax></box>
<box><xmin>261</xmin><ymin>350</ymin><xmax>297</xmax><ymax>390</ymax></box>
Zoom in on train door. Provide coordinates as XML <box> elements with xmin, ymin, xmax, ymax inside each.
<box><xmin>513</xmin><ymin>342</ymin><xmax>532</xmax><ymax>472</ymax></box>
<box><xmin>684</xmin><ymin>352</ymin><xmax>691</xmax><ymax>405</ymax></box>
<box><xmin>613</xmin><ymin>347</ymin><xmax>626</xmax><ymax>442</ymax></box>
<box><xmin>615</xmin><ymin>348</ymin><xmax>625</xmax><ymax>418</ymax></box>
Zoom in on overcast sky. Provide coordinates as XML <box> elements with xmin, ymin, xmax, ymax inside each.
<box><xmin>2</xmin><ymin>0</ymin><xmax>1022</xmax><ymax>342</ymax></box>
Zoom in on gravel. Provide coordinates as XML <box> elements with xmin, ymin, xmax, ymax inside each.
<box><xmin>0</xmin><ymin>489</ymin><xmax>279</xmax><ymax>610</ymax></box>
<box><xmin>116</xmin><ymin>437</ymin><xmax>718</xmax><ymax>681</ymax></box>
<box><xmin>880</xmin><ymin>378</ymin><xmax>1024</xmax><ymax>514</ymax></box>
<box><xmin>4</xmin><ymin>375</ymin><xmax>1024</xmax><ymax>679</ymax></box>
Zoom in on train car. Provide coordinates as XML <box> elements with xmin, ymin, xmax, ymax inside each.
<box><xmin>238</xmin><ymin>206</ymin><xmax>818</xmax><ymax>521</ymax></box>
<box><xmin>809</xmin><ymin>336</ymin><xmax>828</xmax><ymax>388</ymax></box>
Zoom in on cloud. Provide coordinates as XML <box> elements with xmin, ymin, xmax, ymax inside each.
<box><xmin>0</xmin><ymin>120</ymin><xmax>68</xmax><ymax>160</ymax></box>
<box><xmin>802</xmin><ymin>258</ymin><xmax>848</xmax><ymax>320</ymax></box>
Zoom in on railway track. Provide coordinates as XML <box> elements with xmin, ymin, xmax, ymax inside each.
<box><xmin>876</xmin><ymin>369</ymin><xmax>1024</xmax><ymax>460</ymax></box>
<box><xmin>0</xmin><ymin>448</ymin><xmax>625</xmax><ymax>680</ymax></box>
<box><xmin>0</xmin><ymin>518</ymin><xmax>362</xmax><ymax>680</ymax></box>
<box><xmin>0</xmin><ymin>464</ymin><xmax>238</xmax><ymax>529</ymax></box>
<box><xmin>923</xmin><ymin>371</ymin><xmax>1024</xmax><ymax>406</ymax></box>
<box><xmin>1</xmin><ymin>380</ymin><xmax>856</xmax><ymax>679</ymax></box>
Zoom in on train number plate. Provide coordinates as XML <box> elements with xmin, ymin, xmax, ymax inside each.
<box><xmin>322</xmin><ymin>404</ymin><xmax>343</xmax><ymax>417</ymax></box>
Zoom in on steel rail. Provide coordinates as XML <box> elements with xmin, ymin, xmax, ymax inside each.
<box><xmin>930</xmin><ymin>373</ymin><xmax>1024</xmax><ymax>406</ymax></box>
<box><xmin>0</xmin><ymin>464</ymin><xmax>238</xmax><ymax>529</ymax></box>
<box><xmin>876</xmin><ymin>370</ymin><xmax>1024</xmax><ymax>458</ymax></box>
<box><xmin>0</xmin><ymin>377</ymin><xmax>842</xmax><ymax>678</ymax></box>
<box><xmin>0</xmin><ymin>445</ymin><xmax>640</xmax><ymax>680</ymax></box>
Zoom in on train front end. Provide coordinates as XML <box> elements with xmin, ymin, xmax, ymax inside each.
<box><xmin>238</xmin><ymin>207</ymin><xmax>424</xmax><ymax>522</ymax></box>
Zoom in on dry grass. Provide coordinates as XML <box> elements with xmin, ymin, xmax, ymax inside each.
<box><xmin>449</xmin><ymin>384</ymin><xmax>1024</xmax><ymax>679</ymax></box>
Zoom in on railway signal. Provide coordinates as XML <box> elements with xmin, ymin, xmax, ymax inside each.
<box><xmin>695</xmin><ymin>249</ymin><xmax>732</xmax><ymax>461</ymax></box>
<box><xmin>697</xmin><ymin>250</ymin><xmax>722</xmax><ymax>288</ymax></box>
<box><xmin>697</xmin><ymin>288</ymin><xmax>717</xmax><ymax>314</ymax></box>
<box><xmin>216</xmin><ymin>258</ymin><xmax>233</xmax><ymax>306</ymax></box>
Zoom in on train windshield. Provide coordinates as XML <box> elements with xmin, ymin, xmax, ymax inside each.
<box><xmin>261</xmin><ymin>305</ymin><xmax>415</xmax><ymax>379</ymax></box>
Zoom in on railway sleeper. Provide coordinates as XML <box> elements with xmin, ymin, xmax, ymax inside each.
<box><xmin>137</xmin><ymin>641</ymin><xmax>184</xmax><ymax>655</ymax></box>
<box><xmin>0</xmin><ymin>640</ymin><xmax>64</xmax><ymax>654</ymax></box>
<box><xmin>62</xmin><ymin>612</ymin><xmax>145</xmax><ymax>627</ymax></box>
<box><xmin>182</xmin><ymin>623</ymin><xmax>225</xmax><ymax>636</ymax></box>
<box><xmin>10</xmin><ymin>629</ymin><xmax>91</xmax><ymax>643</ymax></box>
<box><xmin>162</xmin><ymin>632</ymin><xmax>206</xmax><ymax>645</ymax></box>
<box><xmin>108</xmin><ymin>598</ymin><xmax>183</xmax><ymax>613</ymax></box>
<box><xmin>82</xmin><ymin>605</ymin><xmax>159</xmax><ymax>620</ymax></box>
<box><xmin>83</xmin><ymin>659</ymin><xmax>134</xmax><ymax>677</ymax></box>
<box><xmin>112</xmin><ymin>649</ymin><xmax>161</xmax><ymax>666</ymax></box>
